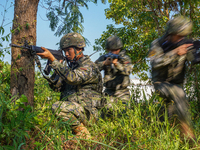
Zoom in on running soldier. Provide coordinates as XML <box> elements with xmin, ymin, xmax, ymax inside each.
<box><xmin>149</xmin><ymin>16</ymin><xmax>196</xmax><ymax>140</ymax></box>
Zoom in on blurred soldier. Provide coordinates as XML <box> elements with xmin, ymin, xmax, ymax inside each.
<box><xmin>149</xmin><ymin>16</ymin><xmax>196</xmax><ymax>140</ymax></box>
<box><xmin>95</xmin><ymin>35</ymin><xmax>132</xmax><ymax>108</ymax></box>
<box><xmin>37</xmin><ymin>32</ymin><xmax>104</xmax><ymax>139</ymax></box>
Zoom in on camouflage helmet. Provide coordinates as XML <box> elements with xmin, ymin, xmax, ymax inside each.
<box><xmin>60</xmin><ymin>32</ymin><xmax>86</xmax><ymax>49</ymax></box>
<box><xmin>166</xmin><ymin>16</ymin><xmax>193</xmax><ymax>36</ymax></box>
<box><xmin>105</xmin><ymin>35</ymin><xmax>123</xmax><ymax>50</ymax></box>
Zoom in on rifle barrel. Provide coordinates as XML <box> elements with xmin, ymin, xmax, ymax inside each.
<box><xmin>9</xmin><ymin>44</ymin><xmax>25</xmax><ymax>48</ymax></box>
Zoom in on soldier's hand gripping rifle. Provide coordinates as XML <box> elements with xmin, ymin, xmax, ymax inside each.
<box><xmin>104</xmin><ymin>51</ymin><xmax>124</xmax><ymax>74</ymax></box>
<box><xmin>10</xmin><ymin>41</ymin><xmax>65</xmax><ymax>75</ymax></box>
<box><xmin>160</xmin><ymin>38</ymin><xmax>200</xmax><ymax>64</ymax></box>
<box><xmin>104</xmin><ymin>51</ymin><xmax>123</xmax><ymax>60</ymax></box>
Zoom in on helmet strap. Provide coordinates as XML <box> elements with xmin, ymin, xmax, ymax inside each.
<box><xmin>73</xmin><ymin>47</ymin><xmax>83</xmax><ymax>61</ymax></box>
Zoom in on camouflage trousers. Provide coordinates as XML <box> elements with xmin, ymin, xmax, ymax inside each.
<box><xmin>101</xmin><ymin>88</ymin><xmax>130</xmax><ymax>119</ymax></box>
<box><xmin>104</xmin><ymin>88</ymin><xmax>130</xmax><ymax>109</ymax></box>
<box><xmin>154</xmin><ymin>81</ymin><xmax>191</xmax><ymax>126</ymax></box>
<box><xmin>52</xmin><ymin>101</ymin><xmax>99</xmax><ymax>128</ymax></box>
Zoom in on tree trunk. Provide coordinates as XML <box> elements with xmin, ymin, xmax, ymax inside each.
<box><xmin>11</xmin><ymin>0</ymin><xmax>39</xmax><ymax>106</ymax></box>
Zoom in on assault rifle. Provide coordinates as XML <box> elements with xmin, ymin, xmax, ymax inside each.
<box><xmin>104</xmin><ymin>51</ymin><xmax>124</xmax><ymax>74</ymax></box>
<box><xmin>104</xmin><ymin>51</ymin><xmax>122</xmax><ymax>60</ymax></box>
<box><xmin>10</xmin><ymin>41</ymin><xmax>64</xmax><ymax>75</ymax></box>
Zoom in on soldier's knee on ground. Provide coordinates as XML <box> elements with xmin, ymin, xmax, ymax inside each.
<box><xmin>52</xmin><ymin>101</ymin><xmax>87</xmax><ymax>126</ymax></box>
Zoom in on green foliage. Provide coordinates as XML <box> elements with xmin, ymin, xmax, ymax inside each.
<box><xmin>0</xmin><ymin>65</ymin><xmax>200</xmax><ymax>149</ymax></box>
<box><xmin>25</xmin><ymin>22</ymin><xmax>30</xmax><ymax>29</ymax></box>
<box><xmin>184</xmin><ymin>64</ymin><xmax>200</xmax><ymax>116</ymax></box>
<box><xmin>33</xmin><ymin>71</ymin><xmax>72</xmax><ymax>149</ymax></box>
<box><xmin>72</xmin><ymin>92</ymin><xmax>200</xmax><ymax>149</ymax></box>
<box><xmin>0</xmin><ymin>66</ymin><xmax>71</xmax><ymax>149</ymax></box>
<box><xmin>0</xmin><ymin>0</ymin><xmax>13</xmax><ymax>67</ymax></box>
<box><xmin>0</xmin><ymin>62</ymin><xmax>11</xmax><ymax>97</ymax></box>
<box><xmin>0</xmin><ymin>63</ymin><xmax>34</xmax><ymax>149</ymax></box>
<box><xmin>44</xmin><ymin>0</ymin><xmax>103</xmax><ymax>37</ymax></box>
<box><xmin>94</xmin><ymin>0</ymin><xmax>200</xmax><ymax>79</ymax></box>
<box><xmin>0</xmin><ymin>25</ymin><xmax>11</xmax><ymax>64</ymax></box>
<box><xmin>0</xmin><ymin>93</ymin><xmax>35</xmax><ymax>149</ymax></box>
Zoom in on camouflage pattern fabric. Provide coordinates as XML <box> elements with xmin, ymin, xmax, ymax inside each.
<box><xmin>95</xmin><ymin>50</ymin><xmax>132</xmax><ymax>104</ymax></box>
<box><xmin>60</xmin><ymin>32</ymin><xmax>86</xmax><ymax>49</ymax></box>
<box><xmin>105</xmin><ymin>35</ymin><xmax>123</xmax><ymax>50</ymax></box>
<box><xmin>149</xmin><ymin>38</ymin><xmax>195</xmax><ymax>84</ymax></box>
<box><xmin>165</xmin><ymin>16</ymin><xmax>193</xmax><ymax>36</ymax></box>
<box><xmin>149</xmin><ymin>37</ymin><xmax>195</xmax><ymax>127</ymax></box>
<box><xmin>52</xmin><ymin>101</ymin><xmax>98</xmax><ymax>127</ymax></box>
<box><xmin>50</xmin><ymin>55</ymin><xmax>104</xmax><ymax>127</ymax></box>
<box><xmin>104</xmin><ymin>88</ymin><xmax>130</xmax><ymax>103</ymax></box>
<box><xmin>153</xmin><ymin>81</ymin><xmax>191</xmax><ymax>126</ymax></box>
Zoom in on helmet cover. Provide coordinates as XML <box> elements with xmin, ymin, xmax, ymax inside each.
<box><xmin>60</xmin><ymin>32</ymin><xmax>86</xmax><ymax>49</ymax></box>
<box><xmin>166</xmin><ymin>16</ymin><xmax>193</xmax><ymax>36</ymax></box>
<box><xmin>105</xmin><ymin>35</ymin><xmax>123</xmax><ymax>50</ymax></box>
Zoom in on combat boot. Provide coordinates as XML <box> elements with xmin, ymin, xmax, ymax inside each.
<box><xmin>73</xmin><ymin>123</ymin><xmax>91</xmax><ymax>139</ymax></box>
<box><xmin>180</xmin><ymin>122</ymin><xmax>196</xmax><ymax>142</ymax></box>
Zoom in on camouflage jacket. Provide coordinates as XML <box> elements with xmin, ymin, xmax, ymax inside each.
<box><xmin>95</xmin><ymin>50</ymin><xmax>132</xmax><ymax>92</ymax></box>
<box><xmin>49</xmin><ymin>55</ymin><xmax>104</xmax><ymax>108</ymax></box>
<box><xmin>149</xmin><ymin>37</ymin><xmax>195</xmax><ymax>84</ymax></box>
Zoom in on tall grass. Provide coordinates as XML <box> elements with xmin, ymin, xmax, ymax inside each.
<box><xmin>0</xmin><ymin>65</ymin><xmax>200</xmax><ymax>149</ymax></box>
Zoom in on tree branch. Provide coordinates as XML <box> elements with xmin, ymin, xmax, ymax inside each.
<box><xmin>146</xmin><ymin>0</ymin><xmax>160</xmax><ymax>33</ymax></box>
<box><xmin>156</xmin><ymin>0</ymin><xmax>164</xmax><ymax>16</ymax></box>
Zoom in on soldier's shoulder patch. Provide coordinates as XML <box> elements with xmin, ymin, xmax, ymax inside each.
<box><xmin>79</xmin><ymin>67</ymin><xmax>87</xmax><ymax>71</ymax></box>
<box><xmin>124</xmin><ymin>61</ymin><xmax>130</xmax><ymax>64</ymax></box>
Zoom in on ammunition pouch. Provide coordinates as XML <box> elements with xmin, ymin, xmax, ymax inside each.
<box><xmin>48</xmin><ymin>72</ymin><xmax>63</xmax><ymax>92</ymax></box>
<box><xmin>105</xmin><ymin>75</ymin><xmax>130</xmax><ymax>90</ymax></box>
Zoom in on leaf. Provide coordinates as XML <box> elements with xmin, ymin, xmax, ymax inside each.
<box><xmin>1</xmin><ymin>26</ymin><xmax>5</xmax><ymax>35</ymax></box>
<box><xmin>20</xmin><ymin>94</ymin><xmax>28</xmax><ymax>103</ymax></box>
<box><xmin>95</xmin><ymin>0</ymin><xmax>200</xmax><ymax>79</ymax></box>
<box><xmin>17</xmin><ymin>26</ymin><xmax>20</xmax><ymax>32</ymax></box>
<box><xmin>2</xmin><ymin>146</ymin><xmax>15</xmax><ymax>150</ymax></box>
<box><xmin>34</xmin><ymin>142</ymin><xmax>42</xmax><ymax>147</ymax></box>
<box><xmin>18</xmin><ymin>143</ymin><xmax>25</xmax><ymax>150</ymax></box>
<box><xmin>25</xmin><ymin>23</ymin><xmax>29</xmax><ymax>29</ymax></box>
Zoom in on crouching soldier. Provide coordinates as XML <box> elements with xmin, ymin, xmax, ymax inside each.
<box><xmin>37</xmin><ymin>32</ymin><xmax>104</xmax><ymax>139</ymax></box>
<box><xmin>95</xmin><ymin>35</ymin><xmax>132</xmax><ymax>110</ymax></box>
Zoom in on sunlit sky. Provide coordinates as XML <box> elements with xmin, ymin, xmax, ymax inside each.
<box><xmin>1</xmin><ymin>0</ymin><xmax>139</xmax><ymax>78</ymax></box>
<box><xmin>1</xmin><ymin>0</ymin><xmax>115</xmax><ymax>63</ymax></box>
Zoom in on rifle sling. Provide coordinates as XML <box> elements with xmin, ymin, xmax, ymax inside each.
<box><xmin>34</xmin><ymin>55</ymin><xmax>56</xmax><ymax>84</ymax></box>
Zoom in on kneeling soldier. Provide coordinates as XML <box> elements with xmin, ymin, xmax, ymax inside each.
<box><xmin>37</xmin><ymin>32</ymin><xmax>104</xmax><ymax>139</ymax></box>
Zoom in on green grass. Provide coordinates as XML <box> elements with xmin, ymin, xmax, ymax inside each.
<box><xmin>0</xmin><ymin>66</ymin><xmax>200</xmax><ymax>149</ymax></box>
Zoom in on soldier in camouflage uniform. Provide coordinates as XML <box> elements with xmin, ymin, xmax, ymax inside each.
<box><xmin>149</xmin><ymin>16</ymin><xmax>196</xmax><ymax>140</ymax></box>
<box><xmin>95</xmin><ymin>35</ymin><xmax>132</xmax><ymax>108</ymax></box>
<box><xmin>37</xmin><ymin>32</ymin><xmax>104</xmax><ymax>139</ymax></box>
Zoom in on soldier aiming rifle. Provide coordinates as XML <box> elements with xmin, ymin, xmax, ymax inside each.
<box><xmin>95</xmin><ymin>35</ymin><xmax>132</xmax><ymax>111</ymax></box>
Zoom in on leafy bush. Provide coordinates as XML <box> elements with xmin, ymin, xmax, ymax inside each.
<box><xmin>0</xmin><ymin>94</ymin><xmax>36</xmax><ymax>149</ymax></box>
<box><xmin>0</xmin><ymin>64</ymin><xmax>200</xmax><ymax>149</ymax></box>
